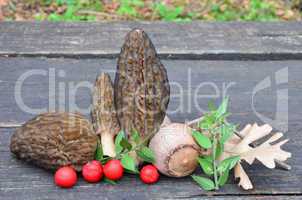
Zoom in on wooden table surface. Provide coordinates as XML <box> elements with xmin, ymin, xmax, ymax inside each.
<box><xmin>0</xmin><ymin>22</ymin><xmax>301</xmax><ymax>199</ymax></box>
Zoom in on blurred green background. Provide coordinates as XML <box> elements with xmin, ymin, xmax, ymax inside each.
<box><xmin>0</xmin><ymin>0</ymin><xmax>301</xmax><ymax>21</ymax></box>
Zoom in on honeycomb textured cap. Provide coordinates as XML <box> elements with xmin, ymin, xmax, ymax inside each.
<box><xmin>114</xmin><ymin>28</ymin><xmax>170</xmax><ymax>138</ymax></box>
<box><xmin>10</xmin><ymin>112</ymin><xmax>98</xmax><ymax>171</ymax></box>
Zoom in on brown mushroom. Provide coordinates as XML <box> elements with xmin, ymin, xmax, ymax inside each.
<box><xmin>10</xmin><ymin>112</ymin><xmax>98</xmax><ymax>171</ymax></box>
<box><xmin>91</xmin><ymin>73</ymin><xmax>120</xmax><ymax>157</ymax></box>
<box><xmin>114</xmin><ymin>28</ymin><xmax>170</xmax><ymax>162</ymax></box>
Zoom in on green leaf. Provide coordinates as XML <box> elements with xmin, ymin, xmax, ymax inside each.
<box><xmin>217</xmin><ymin>156</ymin><xmax>240</xmax><ymax>173</ymax></box>
<box><xmin>131</xmin><ymin>0</ymin><xmax>144</xmax><ymax>7</ymax></box>
<box><xmin>103</xmin><ymin>177</ymin><xmax>117</xmax><ymax>185</ymax></box>
<box><xmin>120</xmin><ymin>138</ymin><xmax>132</xmax><ymax>151</ymax></box>
<box><xmin>208</xmin><ymin>100</ymin><xmax>216</xmax><ymax>111</ymax></box>
<box><xmin>164</xmin><ymin>6</ymin><xmax>183</xmax><ymax>21</ymax></box>
<box><xmin>115</xmin><ymin>130</ymin><xmax>125</xmax><ymax>154</ymax></box>
<box><xmin>220</xmin><ymin>124</ymin><xmax>235</xmax><ymax>144</ymax></box>
<box><xmin>192</xmin><ymin>130</ymin><xmax>212</xmax><ymax>149</ymax></box>
<box><xmin>198</xmin><ymin>120</ymin><xmax>209</xmax><ymax>130</ymax></box>
<box><xmin>117</xmin><ymin>0</ymin><xmax>140</xmax><ymax>17</ymax></box>
<box><xmin>198</xmin><ymin>113</ymin><xmax>215</xmax><ymax>129</ymax></box>
<box><xmin>118</xmin><ymin>5</ymin><xmax>137</xmax><ymax>16</ymax></box>
<box><xmin>215</xmin><ymin>97</ymin><xmax>229</xmax><ymax>120</ymax></box>
<box><xmin>131</xmin><ymin>129</ymin><xmax>141</xmax><ymax>144</ymax></box>
<box><xmin>215</xmin><ymin>142</ymin><xmax>224</xmax><ymax>159</ymax></box>
<box><xmin>121</xmin><ymin>154</ymin><xmax>139</xmax><ymax>174</ymax></box>
<box><xmin>137</xmin><ymin>146</ymin><xmax>155</xmax><ymax>163</ymax></box>
<box><xmin>218</xmin><ymin>170</ymin><xmax>229</xmax><ymax>186</ymax></box>
<box><xmin>197</xmin><ymin>157</ymin><xmax>213</xmax><ymax>175</ymax></box>
<box><xmin>100</xmin><ymin>156</ymin><xmax>111</xmax><ymax>165</ymax></box>
<box><xmin>95</xmin><ymin>141</ymin><xmax>103</xmax><ymax>161</ymax></box>
<box><xmin>155</xmin><ymin>3</ymin><xmax>167</xmax><ymax>17</ymax></box>
<box><xmin>48</xmin><ymin>13</ymin><xmax>63</xmax><ymax>21</ymax></box>
<box><xmin>203</xmin><ymin>155</ymin><xmax>213</xmax><ymax>162</ymax></box>
<box><xmin>191</xmin><ymin>175</ymin><xmax>215</xmax><ymax>191</ymax></box>
<box><xmin>154</xmin><ymin>2</ymin><xmax>184</xmax><ymax>21</ymax></box>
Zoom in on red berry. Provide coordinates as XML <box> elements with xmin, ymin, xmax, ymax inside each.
<box><xmin>103</xmin><ymin>160</ymin><xmax>124</xmax><ymax>181</ymax></box>
<box><xmin>54</xmin><ymin>166</ymin><xmax>77</xmax><ymax>188</ymax></box>
<box><xmin>82</xmin><ymin>160</ymin><xmax>103</xmax><ymax>183</ymax></box>
<box><xmin>140</xmin><ymin>165</ymin><xmax>159</xmax><ymax>184</ymax></box>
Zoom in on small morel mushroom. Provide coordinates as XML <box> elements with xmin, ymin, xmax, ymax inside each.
<box><xmin>10</xmin><ymin>112</ymin><xmax>98</xmax><ymax>171</ymax></box>
<box><xmin>149</xmin><ymin>123</ymin><xmax>204</xmax><ymax>177</ymax></box>
<box><xmin>91</xmin><ymin>73</ymin><xmax>120</xmax><ymax>157</ymax></box>
<box><xmin>114</xmin><ymin>28</ymin><xmax>170</xmax><ymax>163</ymax></box>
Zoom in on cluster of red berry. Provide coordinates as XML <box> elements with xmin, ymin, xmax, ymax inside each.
<box><xmin>54</xmin><ymin>160</ymin><xmax>159</xmax><ymax>188</ymax></box>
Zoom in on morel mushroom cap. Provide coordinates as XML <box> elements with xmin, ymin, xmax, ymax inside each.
<box><xmin>149</xmin><ymin>123</ymin><xmax>202</xmax><ymax>177</ymax></box>
<box><xmin>114</xmin><ymin>28</ymin><xmax>170</xmax><ymax>151</ymax></box>
<box><xmin>10</xmin><ymin>112</ymin><xmax>98</xmax><ymax>171</ymax></box>
<box><xmin>91</xmin><ymin>73</ymin><xmax>120</xmax><ymax>157</ymax></box>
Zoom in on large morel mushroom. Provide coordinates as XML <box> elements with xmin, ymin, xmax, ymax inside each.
<box><xmin>10</xmin><ymin>112</ymin><xmax>98</xmax><ymax>171</ymax></box>
<box><xmin>114</xmin><ymin>29</ymin><xmax>170</xmax><ymax>158</ymax></box>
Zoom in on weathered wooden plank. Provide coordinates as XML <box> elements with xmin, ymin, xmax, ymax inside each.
<box><xmin>0</xmin><ymin>21</ymin><xmax>301</xmax><ymax>199</ymax></box>
<box><xmin>0</xmin><ymin>127</ymin><xmax>301</xmax><ymax>199</ymax></box>
<box><xmin>0</xmin><ymin>57</ymin><xmax>301</xmax><ymax>198</ymax></box>
<box><xmin>1</xmin><ymin>22</ymin><xmax>302</xmax><ymax>59</ymax></box>
<box><xmin>0</xmin><ymin>57</ymin><xmax>300</xmax><ymax>126</ymax></box>
<box><xmin>187</xmin><ymin>197</ymin><xmax>302</xmax><ymax>200</ymax></box>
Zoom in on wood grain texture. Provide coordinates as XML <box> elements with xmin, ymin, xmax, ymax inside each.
<box><xmin>0</xmin><ymin>57</ymin><xmax>301</xmax><ymax>199</ymax></box>
<box><xmin>0</xmin><ymin>22</ymin><xmax>301</xmax><ymax>199</ymax></box>
<box><xmin>0</xmin><ymin>124</ymin><xmax>301</xmax><ymax>198</ymax></box>
<box><xmin>0</xmin><ymin>57</ymin><xmax>300</xmax><ymax>125</ymax></box>
<box><xmin>1</xmin><ymin>22</ymin><xmax>302</xmax><ymax>59</ymax></box>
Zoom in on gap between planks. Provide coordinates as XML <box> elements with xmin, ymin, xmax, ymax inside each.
<box><xmin>2</xmin><ymin>52</ymin><xmax>302</xmax><ymax>60</ymax></box>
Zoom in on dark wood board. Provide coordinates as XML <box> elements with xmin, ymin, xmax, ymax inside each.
<box><xmin>0</xmin><ymin>128</ymin><xmax>301</xmax><ymax>199</ymax></box>
<box><xmin>0</xmin><ymin>57</ymin><xmax>301</xmax><ymax>126</ymax></box>
<box><xmin>1</xmin><ymin>22</ymin><xmax>302</xmax><ymax>60</ymax></box>
<box><xmin>0</xmin><ymin>57</ymin><xmax>301</xmax><ymax>199</ymax></box>
<box><xmin>0</xmin><ymin>22</ymin><xmax>301</xmax><ymax>199</ymax></box>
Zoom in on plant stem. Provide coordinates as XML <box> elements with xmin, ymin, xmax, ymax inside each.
<box><xmin>212</xmin><ymin>133</ymin><xmax>219</xmax><ymax>190</ymax></box>
<box><xmin>116</xmin><ymin>131</ymin><xmax>156</xmax><ymax>159</ymax></box>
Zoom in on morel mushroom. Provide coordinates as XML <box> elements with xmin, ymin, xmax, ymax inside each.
<box><xmin>114</xmin><ymin>28</ymin><xmax>170</xmax><ymax>160</ymax></box>
<box><xmin>91</xmin><ymin>73</ymin><xmax>120</xmax><ymax>157</ymax></box>
<box><xmin>10</xmin><ymin>112</ymin><xmax>98</xmax><ymax>171</ymax></box>
<box><xmin>149</xmin><ymin>123</ymin><xmax>204</xmax><ymax>177</ymax></box>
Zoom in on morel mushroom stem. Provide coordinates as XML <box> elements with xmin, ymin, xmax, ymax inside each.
<box><xmin>91</xmin><ymin>73</ymin><xmax>120</xmax><ymax>157</ymax></box>
<box><xmin>100</xmin><ymin>132</ymin><xmax>116</xmax><ymax>157</ymax></box>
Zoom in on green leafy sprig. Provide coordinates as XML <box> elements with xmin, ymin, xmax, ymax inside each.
<box><xmin>95</xmin><ymin>129</ymin><xmax>155</xmax><ymax>175</ymax></box>
<box><xmin>191</xmin><ymin>97</ymin><xmax>240</xmax><ymax>191</ymax></box>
